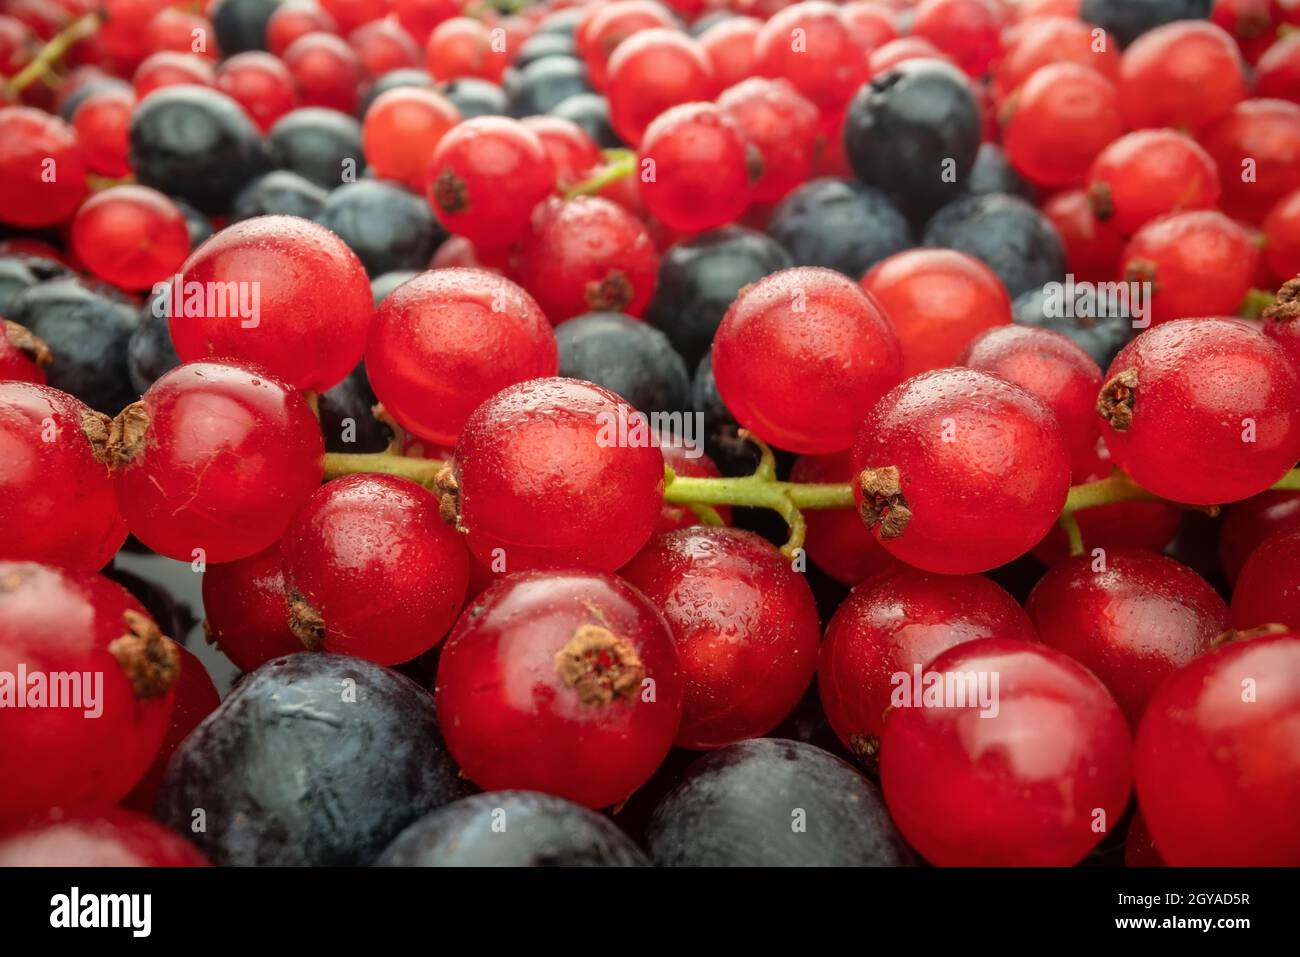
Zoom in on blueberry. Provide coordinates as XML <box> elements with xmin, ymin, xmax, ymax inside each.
<box><xmin>232</xmin><ymin>170</ymin><xmax>330</xmax><ymax>222</ymax></box>
<box><xmin>692</xmin><ymin>353</ymin><xmax>759</xmax><ymax>477</ymax></box>
<box><xmin>515</xmin><ymin>32</ymin><xmax>577</xmax><ymax>71</ymax></box>
<box><xmin>12</xmin><ymin>278</ymin><xmax>138</xmax><ymax>413</ymax></box>
<box><xmin>314</xmin><ymin>180</ymin><xmax>444</xmax><ymax>276</ymax></box>
<box><xmin>551</xmin><ymin>92</ymin><xmax>622</xmax><ymax>148</ymax></box>
<box><xmin>506</xmin><ymin>55</ymin><xmax>591</xmax><ymax>118</ymax></box>
<box><xmin>964</xmin><ymin>143</ymin><xmax>1033</xmax><ymax>202</ymax></box>
<box><xmin>129</xmin><ymin>86</ymin><xmax>272</xmax><ymax>214</ymax></box>
<box><xmin>154</xmin><ymin>653</ymin><xmax>469</xmax><ymax>866</ymax></box>
<box><xmin>358</xmin><ymin>69</ymin><xmax>436</xmax><ymax>118</ymax></box>
<box><xmin>1079</xmin><ymin>0</ymin><xmax>1213</xmax><ymax>47</ymax></box>
<box><xmin>57</xmin><ymin>78</ymin><xmax>132</xmax><ymax>122</ymax></box>
<box><xmin>923</xmin><ymin>192</ymin><xmax>1065</xmax><ymax>299</ymax></box>
<box><xmin>371</xmin><ymin>270</ymin><xmax>418</xmax><ymax>306</ymax></box>
<box><xmin>844</xmin><ymin>59</ymin><xmax>982</xmax><ymax>218</ymax></box>
<box><xmin>556</xmin><ymin>312</ymin><xmax>691</xmax><ymax>415</ymax></box>
<box><xmin>210</xmin><ymin>0</ymin><xmax>279</xmax><ymax>54</ymax></box>
<box><xmin>440</xmin><ymin>78</ymin><xmax>508</xmax><ymax>119</ymax></box>
<box><xmin>128</xmin><ymin>292</ymin><xmax>181</xmax><ymax>396</ymax></box>
<box><xmin>175</xmin><ymin>200</ymin><xmax>215</xmax><ymax>250</ymax></box>
<box><xmin>1012</xmin><ymin>286</ymin><xmax>1135</xmax><ymax>369</ymax></box>
<box><xmin>645</xmin><ymin>738</ymin><xmax>916</xmax><ymax>866</ymax></box>
<box><xmin>535</xmin><ymin>7</ymin><xmax>586</xmax><ymax>36</ymax></box>
<box><xmin>267</xmin><ymin>107</ymin><xmax>366</xmax><ymax>190</ymax></box>
<box><xmin>765</xmin><ymin>178</ymin><xmax>912</xmax><ymax>279</ymax></box>
<box><xmin>376</xmin><ymin>791</ymin><xmax>650</xmax><ymax>867</ymax></box>
<box><xmin>647</xmin><ymin>225</ymin><xmax>793</xmax><ymax>369</ymax></box>
<box><xmin>319</xmin><ymin>364</ymin><xmax>391</xmax><ymax>454</ymax></box>
<box><xmin>0</xmin><ymin>257</ymin><xmax>46</xmax><ymax>317</ymax></box>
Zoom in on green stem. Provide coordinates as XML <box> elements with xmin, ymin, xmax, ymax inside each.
<box><xmin>323</xmin><ymin>452</ymin><xmax>445</xmax><ymax>487</ymax></box>
<box><xmin>564</xmin><ymin>149</ymin><xmax>637</xmax><ymax>199</ymax></box>
<box><xmin>3</xmin><ymin>13</ymin><xmax>99</xmax><ymax>95</ymax></box>
<box><xmin>1059</xmin><ymin>512</ymin><xmax>1084</xmax><ymax>557</ymax></box>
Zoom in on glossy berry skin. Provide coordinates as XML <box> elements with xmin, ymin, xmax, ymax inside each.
<box><xmin>1028</xmin><ymin>550</ymin><xmax>1229</xmax><ymax>727</ymax></box>
<box><xmin>606</xmin><ymin>30</ymin><xmax>716</xmax><ymax>146</ymax></box>
<box><xmin>428</xmin><ymin>116</ymin><xmax>555</xmax><ymax>249</ymax></box>
<box><xmin>0</xmin><ymin>808</ymin><xmax>208</xmax><ymax>867</ymax></box>
<box><xmin>1080</xmin><ymin>0</ymin><xmax>1213</xmax><ymax>48</ymax></box>
<box><xmin>852</xmin><ymin>368</ymin><xmax>1072</xmax><ymax>574</ymax></box>
<box><xmin>1257</xmin><ymin>33</ymin><xmax>1300</xmax><ymax>103</ymax></box>
<box><xmin>351</xmin><ymin>19</ymin><xmax>422</xmax><ymax>77</ymax></box>
<box><xmin>313</xmin><ymin>179</ymin><xmax>444</xmax><ymax>277</ymax></box>
<box><xmin>1086</xmin><ymin>130</ymin><xmax>1221</xmax><ymax>237</ymax></box>
<box><xmin>70</xmin><ymin>85</ymin><xmax>135</xmax><ymax>178</ymax></box>
<box><xmin>71</xmin><ymin>185</ymin><xmax>190</xmax><ymax>291</ymax></box>
<box><xmin>922</xmin><ymin>193</ymin><xmax>1065</xmax><ymax>300</ymax></box>
<box><xmin>555</xmin><ymin>311</ymin><xmax>689</xmax><ymax>415</ymax></box>
<box><xmin>820</xmin><ymin>570</ymin><xmax>1036</xmax><ymax>763</ymax></box>
<box><xmin>170</xmin><ymin>215</ymin><xmax>373</xmax><ymax>392</ymax></box>
<box><xmin>0</xmin><ymin>107</ymin><xmax>88</xmax><ymax>228</ymax></box>
<box><xmin>1097</xmin><ymin>319</ymin><xmax>1300</xmax><ymax>506</ymax></box>
<box><xmin>578</xmin><ymin>0</ymin><xmax>677</xmax><ymax>90</ymax></box>
<box><xmin>636</xmin><ymin>102</ymin><xmax>752</xmax><ymax>235</ymax></box>
<box><xmin>647</xmin><ymin>739</ymin><xmax>913</xmax><ymax>866</ymax></box>
<box><xmin>766</xmin><ymin>177</ymin><xmax>911</xmax><ymax>280</ymax></box>
<box><xmin>0</xmin><ymin>320</ymin><xmax>47</xmax><ymax>384</ymax></box>
<box><xmin>698</xmin><ymin>15</ymin><xmax>760</xmax><ymax>90</ymax></box>
<box><xmin>1040</xmin><ymin>190</ymin><xmax>1123</xmax><ymax>286</ymax></box>
<box><xmin>1263</xmin><ymin>188</ymin><xmax>1300</xmax><ymax>283</ymax></box>
<box><xmin>215</xmin><ymin>52</ymin><xmax>300</xmax><ymax>133</ymax></box>
<box><xmin>1002</xmin><ymin>63</ymin><xmax>1123</xmax><ymax>190</ymax></box>
<box><xmin>882</xmin><ymin>638</ymin><xmax>1132</xmax><ymax>866</ymax></box>
<box><xmin>202</xmin><ymin>543</ymin><xmax>304</xmax><ymax>673</ymax></box>
<box><xmin>267</xmin><ymin>106</ymin><xmax>364</xmax><ymax>189</ymax></box>
<box><xmin>111</xmin><ymin>361</ymin><xmax>324</xmax><ymax>564</ymax></box>
<box><xmin>1119</xmin><ymin>21</ymin><xmax>1245</xmax><ymax>132</ymax></box>
<box><xmin>1218</xmin><ymin>491</ymin><xmax>1300</xmax><ymax>585</ymax></box>
<box><xmin>521</xmin><ymin>115</ymin><xmax>601</xmax><ymax>190</ymax></box>
<box><xmin>0</xmin><ymin>383</ymin><xmax>126</xmax><ymax>572</ymax></box>
<box><xmin>1200</xmin><ymin>99</ymin><xmax>1300</xmax><ymax>226</ymax></box>
<box><xmin>843</xmin><ymin>59</ymin><xmax>981</xmax><ymax>218</ymax></box>
<box><xmin>0</xmin><ymin>562</ymin><xmax>177</xmax><ymax>825</ymax></box>
<box><xmin>377</xmin><ymin>791</ymin><xmax>650</xmax><ymax>867</ymax></box>
<box><xmin>515</xmin><ymin>196</ymin><xmax>660</xmax><ymax>323</ymax></box>
<box><xmin>158</xmin><ymin>652</ymin><xmax>468</xmax><ymax>865</ymax></box>
<box><xmin>281</xmin><ymin>475</ymin><xmax>468</xmax><ymax>666</ymax></box>
<box><xmin>621</xmin><ymin>527</ymin><xmax>820</xmax><ymax>749</ymax></box>
<box><xmin>713</xmin><ymin>267</ymin><xmax>902</xmax><ymax>454</ymax></box>
<box><xmin>133</xmin><ymin>51</ymin><xmax>216</xmax><ymax>99</ymax></box>
<box><xmin>959</xmin><ymin>325</ymin><xmax>1103</xmax><ymax>476</ymax></box>
<box><xmin>1230</xmin><ymin>528</ymin><xmax>1300</xmax><ymax>630</ymax></box>
<box><xmin>910</xmin><ymin>0</ymin><xmax>1000</xmax><ymax>79</ymax></box>
<box><xmin>863</xmin><ymin>249</ymin><xmax>1011</xmax><ymax>378</ymax></box>
<box><xmin>717</xmin><ymin>77</ymin><xmax>819</xmax><ymax>205</ymax></box>
<box><xmin>452</xmin><ymin>378</ymin><xmax>665</xmax><ymax>572</ymax></box>
<box><xmin>753</xmin><ymin>2</ymin><xmax>865</xmax><ymax>120</ymax></box>
<box><xmin>1136</xmin><ymin>629</ymin><xmax>1300</xmax><ymax>866</ymax></box>
<box><xmin>435</xmin><ymin>570</ymin><xmax>683</xmax><ymax>808</ymax></box>
<box><xmin>505</xmin><ymin>55</ymin><xmax>591</xmax><ymax>118</ymax></box>
<box><xmin>283</xmin><ymin>32</ymin><xmax>365</xmax><ymax>114</ymax></box>
<box><xmin>1120</xmin><ymin>212</ymin><xmax>1259</xmax><ymax>327</ymax></box>
<box><xmin>367</xmin><ymin>269</ymin><xmax>555</xmax><ymax>446</ymax></box>
<box><xmin>992</xmin><ymin>16</ymin><xmax>1120</xmax><ymax>104</ymax></box>
<box><xmin>791</xmin><ymin>451</ymin><xmax>900</xmax><ymax>585</ymax></box>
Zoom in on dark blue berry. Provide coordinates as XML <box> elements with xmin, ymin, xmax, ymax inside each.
<box><xmin>439</xmin><ymin>77</ymin><xmax>508</xmax><ymax>119</ymax></box>
<box><xmin>232</xmin><ymin>170</ymin><xmax>329</xmax><ymax>222</ymax></box>
<box><xmin>175</xmin><ymin>200</ymin><xmax>215</xmax><ymax>250</ymax></box>
<box><xmin>1079</xmin><ymin>0</ymin><xmax>1213</xmax><ymax>47</ymax></box>
<box><xmin>210</xmin><ymin>0</ymin><xmax>279</xmax><ymax>55</ymax></box>
<box><xmin>556</xmin><ymin>312</ymin><xmax>690</xmax><ymax>415</ymax></box>
<box><xmin>319</xmin><ymin>364</ymin><xmax>391</xmax><ymax>454</ymax></box>
<box><xmin>923</xmin><ymin>192</ymin><xmax>1065</xmax><ymax>299</ymax></box>
<box><xmin>551</xmin><ymin>92</ymin><xmax>622</xmax><ymax>148</ymax></box>
<box><xmin>964</xmin><ymin>143</ymin><xmax>1033</xmax><ymax>202</ymax></box>
<box><xmin>766</xmin><ymin>177</ymin><xmax>911</xmax><ymax>279</ymax></box>
<box><xmin>128</xmin><ymin>291</ymin><xmax>181</xmax><ymax>396</ymax></box>
<box><xmin>314</xmin><ymin>180</ymin><xmax>444</xmax><ymax>276</ymax></box>
<box><xmin>1012</xmin><ymin>286</ymin><xmax>1135</xmax><ymax>369</ymax></box>
<box><xmin>57</xmin><ymin>78</ymin><xmax>131</xmax><ymax>122</ymax></box>
<box><xmin>515</xmin><ymin>32</ymin><xmax>576</xmax><ymax>71</ymax></box>
<box><xmin>693</xmin><ymin>352</ymin><xmax>759</xmax><ymax>477</ymax></box>
<box><xmin>267</xmin><ymin>107</ymin><xmax>365</xmax><ymax>190</ymax></box>
<box><xmin>506</xmin><ymin>55</ymin><xmax>591</xmax><ymax>118</ymax></box>
<box><xmin>370</xmin><ymin>270</ymin><xmax>418</xmax><ymax>306</ymax></box>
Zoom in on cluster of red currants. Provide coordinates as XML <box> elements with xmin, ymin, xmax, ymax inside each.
<box><xmin>0</xmin><ymin>0</ymin><xmax>1299</xmax><ymax>871</ymax></box>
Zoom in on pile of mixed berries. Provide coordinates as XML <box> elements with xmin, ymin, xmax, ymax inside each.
<box><xmin>2</xmin><ymin>0</ymin><xmax>1300</xmax><ymax>869</ymax></box>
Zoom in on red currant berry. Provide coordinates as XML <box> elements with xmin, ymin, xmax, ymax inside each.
<box><xmin>910</xmin><ymin>0</ymin><xmax>1001</xmax><ymax>79</ymax></box>
<box><xmin>791</xmin><ymin>451</ymin><xmax>901</xmax><ymax>585</ymax></box>
<box><xmin>266</xmin><ymin>0</ymin><xmax>339</xmax><ymax>57</ymax></box>
<box><xmin>281</xmin><ymin>474</ymin><xmax>469</xmax><ymax>665</ymax></box>
<box><xmin>393</xmin><ymin>0</ymin><xmax>461</xmax><ymax>45</ymax></box>
<box><xmin>0</xmin><ymin>807</ymin><xmax>208</xmax><ymax>866</ymax></box>
<box><xmin>428</xmin><ymin>234</ymin><xmax>511</xmax><ymax>274</ymax></box>
<box><xmin>1257</xmin><ymin>33</ymin><xmax>1300</xmax><ymax>103</ymax></box>
<box><xmin>1041</xmin><ymin>188</ymin><xmax>1124</xmax><ymax>284</ymax></box>
<box><xmin>992</xmin><ymin>15</ymin><xmax>1119</xmax><ymax>104</ymax></box>
<box><xmin>318</xmin><ymin>0</ymin><xmax>389</xmax><ymax>35</ymax></box>
<box><xmin>657</xmin><ymin>442</ymin><xmax>730</xmax><ymax>531</ymax></box>
<box><xmin>0</xmin><ymin>106</ymin><xmax>88</xmax><ymax>228</ymax></box>
<box><xmin>520</xmin><ymin>115</ymin><xmax>601</xmax><ymax>191</ymax></box>
<box><xmin>367</xmin><ymin>268</ymin><xmax>556</xmax><ymax>447</ymax></box>
<box><xmin>718</xmin><ymin>77</ymin><xmax>820</xmax><ymax>205</ymax></box>
<box><xmin>170</xmin><ymin>215</ymin><xmax>374</xmax><ymax>392</ymax></box>
<box><xmin>201</xmin><ymin>542</ymin><xmax>304</xmax><ymax>672</ymax></box>
<box><xmin>428</xmin><ymin>116</ymin><xmax>556</xmax><ymax>249</ymax></box>
<box><xmin>143</xmin><ymin>8</ymin><xmax>215</xmax><ymax>59</ymax></box>
<box><xmin>606</xmin><ymin>29</ymin><xmax>717</xmax><ymax>146</ymax></box>
<box><xmin>1219</xmin><ymin>490</ymin><xmax>1300</xmax><ymax>585</ymax></box>
<box><xmin>435</xmin><ymin>569</ymin><xmax>683</xmax><ymax>808</ymax></box>
<box><xmin>350</xmin><ymin>18</ymin><xmax>422</xmax><ymax>76</ymax></box>
<box><xmin>578</xmin><ymin>0</ymin><xmax>678</xmax><ymax>91</ymax></box>
<box><xmin>713</xmin><ymin>267</ymin><xmax>903</xmax><ymax>454</ymax></box>
<box><xmin>283</xmin><ymin>31</ymin><xmax>365</xmax><ymax>114</ymax></box>
<box><xmin>1213</xmin><ymin>0</ymin><xmax>1281</xmax><ymax>64</ymax></box>
<box><xmin>1120</xmin><ymin>211</ymin><xmax>1260</xmax><ymax>326</ymax></box>
<box><xmin>215</xmin><ymin>51</ymin><xmax>299</xmax><ymax>134</ymax></box>
<box><xmin>70</xmin><ymin>185</ymin><xmax>190</xmax><ymax>291</ymax></box>
<box><xmin>425</xmin><ymin>15</ymin><xmax>508</xmax><ymax>82</ymax></box>
<box><xmin>852</xmin><ymin>368</ymin><xmax>1072</xmax><ymax>574</ymax></box>
<box><xmin>0</xmin><ymin>383</ymin><xmax>126</xmax><ymax>571</ymax></box>
<box><xmin>1262</xmin><ymin>187</ymin><xmax>1300</xmax><ymax>282</ymax></box>
<box><xmin>753</xmin><ymin>2</ymin><xmax>866</xmax><ymax>121</ymax></box>
<box><xmin>0</xmin><ymin>562</ymin><xmax>178</xmax><ymax>824</ymax></box>
<box><xmin>1086</xmin><ymin>130</ymin><xmax>1221</xmax><ymax>238</ymax></box>
<box><xmin>1119</xmin><ymin>21</ymin><xmax>1246</xmax><ymax>132</ymax></box>
<box><xmin>452</xmin><ymin>377</ymin><xmax>664</xmax><ymax>571</ymax></box>
<box><xmin>108</xmin><ymin>361</ymin><xmax>324</xmax><ymax>563</ymax></box>
<box><xmin>0</xmin><ymin>14</ymin><xmax>36</xmax><ymax>77</ymax></box>
<box><xmin>1135</xmin><ymin>627</ymin><xmax>1300</xmax><ymax>865</ymax></box>
<box><xmin>1002</xmin><ymin>62</ymin><xmax>1122</xmax><ymax>189</ymax></box>
<box><xmin>1097</xmin><ymin>318</ymin><xmax>1300</xmax><ymax>506</ymax></box>
<box><xmin>959</xmin><ymin>325</ymin><xmax>1103</xmax><ymax>476</ymax></box>
<box><xmin>70</xmin><ymin>85</ymin><xmax>135</xmax><ymax>178</ymax></box>
<box><xmin>1200</xmin><ymin>98</ymin><xmax>1300</xmax><ymax>225</ymax></box>
<box><xmin>820</xmin><ymin>569</ymin><xmax>1036</xmax><ymax>763</ymax></box>
<box><xmin>1028</xmin><ymin>550</ymin><xmax>1229</xmax><ymax>726</ymax></box>
<box><xmin>622</xmin><ymin>526</ymin><xmax>820</xmax><ymax>749</ymax></box>
<box><xmin>0</xmin><ymin>320</ymin><xmax>49</xmax><ymax>384</ymax></box>
<box><xmin>1230</xmin><ymin>527</ymin><xmax>1300</xmax><ymax>629</ymax></box>
<box><xmin>882</xmin><ymin>638</ymin><xmax>1132</xmax><ymax>866</ymax></box>
<box><xmin>132</xmin><ymin>50</ymin><xmax>216</xmax><ymax>99</ymax></box>
<box><xmin>637</xmin><ymin>102</ymin><xmax>754</xmax><ymax>234</ymax></box>
<box><xmin>697</xmin><ymin>15</ymin><xmax>761</xmax><ymax>90</ymax></box>
<box><xmin>868</xmin><ymin>36</ymin><xmax>951</xmax><ymax>76</ymax></box>
<box><xmin>515</xmin><ymin>196</ymin><xmax>659</xmax><ymax>324</ymax></box>
<box><xmin>861</xmin><ymin>248</ymin><xmax>1011</xmax><ymax>378</ymax></box>
<box><xmin>362</xmin><ymin>86</ymin><xmax>460</xmax><ymax>191</ymax></box>
<box><xmin>841</xmin><ymin>1</ymin><xmax>900</xmax><ymax>52</ymax></box>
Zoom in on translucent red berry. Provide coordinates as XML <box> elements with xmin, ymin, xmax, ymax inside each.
<box><xmin>1119</xmin><ymin>20</ymin><xmax>1246</xmax><ymax>132</ymax></box>
<box><xmin>1002</xmin><ymin>62</ymin><xmax>1123</xmax><ymax>189</ymax></box>
<box><xmin>520</xmin><ymin>115</ymin><xmax>601</xmax><ymax>191</ymax></box>
<box><xmin>1041</xmin><ymin>189</ymin><xmax>1125</xmax><ymax>284</ymax></box>
<box><xmin>0</xmin><ymin>807</ymin><xmax>208</xmax><ymax>866</ymax></box>
<box><xmin>992</xmin><ymin>15</ymin><xmax>1119</xmax><ymax>104</ymax></box>
<box><xmin>578</xmin><ymin>0</ymin><xmax>677</xmax><ymax>90</ymax></box>
<box><xmin>910</xmin><ymin>0</ymin><xmax>1001</xmax><ymax>79</ymax></box>
<box><xmin>133</xmin><ymin>50</ymin><xmax>216</xmax><ymax>98</ymax></box>
<box><xmin>266</xmin><ymin>0</ymin><xmax>339</xmax><ymax>57</ymax></box>
<box><xmin>791</xmin><ymin>451</ymin><xmax>901</xmax><ymax>585</ymax></box>
<box><xmin>698</xmin><ymin>15</ymin><xmax>760</xmax><ymax>90</ymax></box>
<box><xmin>215</xmin><ymin>51</ymin><xmax>299</xmax><ymax>134</ymax></box>
<box><xmin>0</xmin><ymin>321</ymin><xmax>48</xmax><ymax>385</ymax></box>
<box><xmin>201</xmin><ymin>542</ymin><xmax>304</xmax><ymax>672</ymax></box>
<box><xmin>1218</xmin><ymin>491</ymin><xmax>1300</xmax><ymax>585</ymax></box>
<box><xmin>1086</xmin><ymin>130</ymin><xmax>1222</xmax><ymax>237</ymax></box>
<box><xmin>0</xmin><ymin>106</ymin><xmax>88</xmax><ymax>228</ymax></box>
<box><xmin>283</xmin><ymin>32</ymin><xmax>365</xmax><ymax>114</ymax></box>
<box><xmin>1262</xmin><ymin>187</ymin><xmax>1300</xmax><ymax>282</ymax></box>
<box><xmin>605</xmin><ymin>29</ymin><xmax>717</xmax><ymax>146</ymax></box>
<box><xmin>350</xmin><ymin>18</ymin><xmax>422</xmax><ymax>77</ymax></box>
<box><xmin>1230</xmin><ymin>527</ymin><xmax>1300</xmax><ymax>629</ymax></box>
<box><xmin>435</xmin><ymin>569</ymin><xmax>683</xmax><ymax>808</ymax></box>
<box><xmin>753</xmin><ymin>2</ymin><xmax>866</xmax><ymax>121</ymax></box>
<box><xmin>71</xmin><ymin>185</ymin><xmax>190</xmax><ymax>291</ymax></box>
<box><xmin>109</xmin><ymin>361</ymin><xmax>324</xmax><ymax>563</ymax></box>
<box><xmin>361</xmin><ymin>86</ymin><xmax>460</xmax><ymax>194</ymax></box>
<box><xmin>713</xmin><ymin>267</ymin><xmax>902</xmax><ymax>454</ymax></box>
<box><xmin>637</xmin><ymin>102</ymin><xmax>754</xmax><ymax>234</ymax></box>
<box><xmin>1200</xmin><ymin>98</ymin><xmax>1300</xmax><ymax>225</ymax></box>
<box><xmin>717</xmin><ymin>77</ymin><xmax>820</xmax><ymax>205</ymax></box>
<box><xmin>70</xmin><ymin>85</ymin><xmax>135</xmax><ymax>178</ymax></box>
<box><xmin>425</xmin><ymin>16</ymin><xmax>507</xmax><ymax>82</ymax></box>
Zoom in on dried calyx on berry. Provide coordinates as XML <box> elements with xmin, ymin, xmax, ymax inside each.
<box><xmin>3</xmin><ymin>320</ymin><xmax>52</xmax><ymax>368</ymax></box>
<box><xmin>857</xmin><ymin>466</ymin><xmax>912</xmax><ymax>539</ymax></box>
<box><xmin>110</xmin><ymin>609</ymin><xmax>180</xmax><ymax>700</ymax></box>
<box><xmin>1264</xmin><ymin>278</ymin><xmax>1300</xmax><ymax>325</ymax></box>
<box><xmin>1097</xmin><ymin>368</ymin><xmax>1138</xmax><ymax>432</ymax></box>
<box><xmin>80</xmin><ymin>402</ymin><xmax>151</xmax><ymax>468</ymax></box>
<box><xmin>553</xmin><ymin>624</ymin><xmax>646</xmax><ymax>707</ymax></box>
